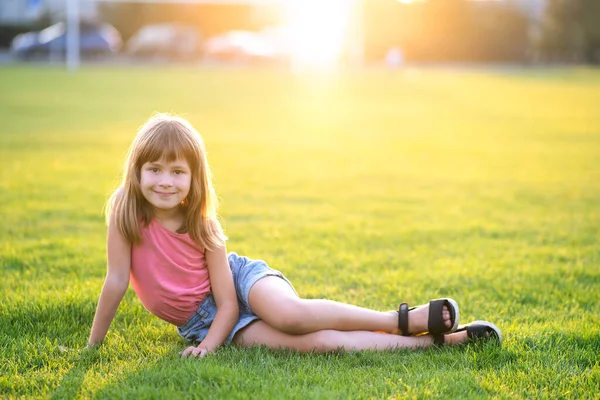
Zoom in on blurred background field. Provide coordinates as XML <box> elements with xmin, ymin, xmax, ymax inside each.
<box><xmin>1</xmin><ymin>0</ymin><xmax>599</xmax><ymax>68</ymax></box>
<box><xmin>0</xmin><ymin>66</ymin><xmax>599</xmax><ymax>398</ymax></box>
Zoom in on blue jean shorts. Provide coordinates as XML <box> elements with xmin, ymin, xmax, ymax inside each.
<box><xmin>177</xmin><ymin>252</ymin><xmax>297</xmax><ymax>345</ymax></box>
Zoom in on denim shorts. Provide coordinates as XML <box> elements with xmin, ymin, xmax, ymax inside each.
<box><xmin>177</xmin><ymin>252</ymin><xmax>298</xmax><ymax>345</ymax></box>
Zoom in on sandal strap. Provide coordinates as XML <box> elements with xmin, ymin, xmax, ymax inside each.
<box><xmin>455</xmin><ymin>321</ymin><xmax>502</xmax><ymax>345</ymax></box>
<box><xmin>398</xmin><ymin>303</ymin><xmax>409</xmax><ymax>336</ymax></box>
<box><xmin>467</xmin><ymin>325</ymin><xmax>493</xmax><ymax>340</ymax></box>
<box><xmin>432</xmin><ymin>333</ymin><xmax>445</xmax><ymax>346</ymax></box>
<box><xmin>461</xmin><ymin>321</ymin><xmax>502</xmax><ymax>342</ymax></box>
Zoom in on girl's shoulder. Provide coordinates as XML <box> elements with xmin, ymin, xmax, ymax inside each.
<box><xmin>106</xmin><ymin>186</ymin><xmax>125</xmax><ymax>211</ymax></box>
<box><xmin>114</xmin><ymin>185</ymin><xmax>125</xmax><ymax>196</ymax></box>
<box><xmin>112</xmin><ymin>186</ymin><xmax>126</xmax><ymax>201</ymax></box>
<box><xmin>105</xmin><ymin>186</ymin><xmax>125</xmax><ymax>224</ymax></box>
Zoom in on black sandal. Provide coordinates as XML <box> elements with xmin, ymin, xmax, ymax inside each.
<box><xmin>433</xmin><ymin>320</ymin><xmax>503</xmax><ymax>346</ymax></box>
<box><xmin>397</xmin><ymin>298</ymin><xmax>459</xmax><ymax>336</ymax></box>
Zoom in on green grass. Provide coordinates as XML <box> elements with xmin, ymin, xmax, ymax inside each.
<box><xmin>1</xmin><ymin>65</ymin><xmax>599</xmax><ymax>399</ymax></box>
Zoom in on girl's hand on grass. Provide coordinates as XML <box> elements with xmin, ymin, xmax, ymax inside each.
<box><xmin>57</xmin><ymin>343</ymin><xmax>99</xmax><ymax>354</ymax></box>
<box><xmin>180</xmin><ymin>345</ymin><xmax>209</xmax><ymax>359</ymax></box>
<box><xmin>84</xmin><ymin>342</ymin><xmax>101</xmax><ymax>350</ymax></box>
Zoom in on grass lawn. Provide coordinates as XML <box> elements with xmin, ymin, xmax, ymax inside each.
<box><xmin>0</xmin><ymin>65</ymin><xmax>599</xmax><ymax>399</ymax></box>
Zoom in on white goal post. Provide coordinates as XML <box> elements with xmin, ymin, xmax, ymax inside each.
<box><xmin>65</xmin><ymin>0</ymin><xmax>365</xmax><ymax>71</ymax></box>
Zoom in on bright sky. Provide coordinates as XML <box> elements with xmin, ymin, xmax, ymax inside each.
<box><xmin>281</xmin><ymin>0</ymin><xmax>352</xmax><ymax>68</ymax></box>
<box><xmin>280</xmin><ymin>0</ymin><xmax>426</xmax><ymax>68</ymax></box>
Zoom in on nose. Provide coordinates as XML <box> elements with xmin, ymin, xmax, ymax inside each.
<box><xmin>158</xmin><ymin>175</ymin><xmax>173</xmax><ymax>188</ymax></box>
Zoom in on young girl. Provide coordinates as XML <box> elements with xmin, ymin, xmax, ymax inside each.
<box><xmin>88</xmin><ymin>113</ymin><xmax>502</xmax><ymax>358</ymax></box>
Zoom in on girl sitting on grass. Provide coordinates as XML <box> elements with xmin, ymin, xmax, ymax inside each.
<box><xmin>88</xmin><ymin>113</ymin><xmax>502</xmax><ymax>358</ymax></box>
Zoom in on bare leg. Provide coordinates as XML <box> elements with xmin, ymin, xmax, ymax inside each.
<box><xmin>248</xmin><ymin>277</ymin><xmax>451</xmax><ymax>335</ymax></box>
<box><xmin>234</xmin><ymin>320</ymin><xmax>469</xmax><ymax>352</ymax></box>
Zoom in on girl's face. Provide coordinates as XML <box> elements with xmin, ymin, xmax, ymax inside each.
<box><xmin>140</xmin><ymin>158</ymin><xmax>192</xmax><ymax>217</ymax></box>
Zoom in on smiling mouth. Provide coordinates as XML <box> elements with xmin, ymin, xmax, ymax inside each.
<box><xmin>155</xmin><ymin>191</ymin><xmax>175</xmax><ymax>196</ymax></box>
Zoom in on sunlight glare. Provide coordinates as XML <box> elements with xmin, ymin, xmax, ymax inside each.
<box><xmin>283</xmin><ymin>0</ymin><xmax>352</xmax><ymax>69</ymax></box>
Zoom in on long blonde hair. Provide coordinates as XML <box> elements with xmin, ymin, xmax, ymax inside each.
<box><xmin>105</xmin><ymin>113</ymin><xmax>226</xmax><ymax>250</ymax></box>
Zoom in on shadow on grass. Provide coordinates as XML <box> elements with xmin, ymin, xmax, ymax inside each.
<box><xmin>0</xmin><ymin>297</ymin><xmax>95</xmax><ymax>342</ymax></box>
<box><xmin>5</xmin><ymin>295</ymin><xmax>596</xmax><ymax>397</ymax></box>
<box><xmin>0</xmin><ymin>299</ymin><xmax>101</xmax><ymax>398</ymax></box>
<box><xmin>89</xmin><ymin>346</ymin><xmax>498</xmax><ymax>399</ymax></box>
<box><xmin>89</xmin><ymin>332</ymin><xmax>600</xmax><ymax>398</ymax></box>
<box><xmin>50</xmin><ymin>349</ymin><xmax>104</xmax><ymax>400</ymax></box>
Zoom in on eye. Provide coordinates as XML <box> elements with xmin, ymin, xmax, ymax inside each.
<box><xmin>149</xmin><ymin>168</ymin><xmax>159</xmax><ymax>173</ymax></box>
<box><xmin>174</xmin><ymin>170</ymin><xmax>185</xmax><ymax>175</ymax></box>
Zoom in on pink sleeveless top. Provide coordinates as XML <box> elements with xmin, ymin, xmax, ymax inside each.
<box><xmin>130</xmin><ymin>219</ymin><xmax>211</xmax><ymax>326</ymax></box>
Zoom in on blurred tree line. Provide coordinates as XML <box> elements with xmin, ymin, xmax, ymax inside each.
<box><xmin>363</xmin><ymin>0</ymin><xmax>529</xmax><ymax>62</ymax></box>
<box><xmin>97</xmin><ymin>0</ymin><xmax>600</xmax><ymax>64</ymax></box>
<box><xmin>538</xmin><ymin>0</ymin><xmax>600</xmax><ymax>63</ymax></box>
<box><xmin>98</xmin><ymin>3</ymin><xmax>276</xmax><ymax>43</ymax></box>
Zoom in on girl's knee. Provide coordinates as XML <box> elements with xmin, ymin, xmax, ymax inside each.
<box><xmin>268</xmin><ymin>299</ymin><xmax>311</xmax><ymax>334</ymax></box>
<box><xmin>298</xmin><ymin>330</ymin><xmax>339</xmax><ymax>353</ymax></box>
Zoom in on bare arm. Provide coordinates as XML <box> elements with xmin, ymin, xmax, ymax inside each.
<box><xmin>181</xmin><ymin>245</ymin><xmax>238</xmax><ymax>357</ymax></box>
<box><xmin>88</xmin><ymin>209</ymin><xmax>131</xmax><ymax>346</ymax></box>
